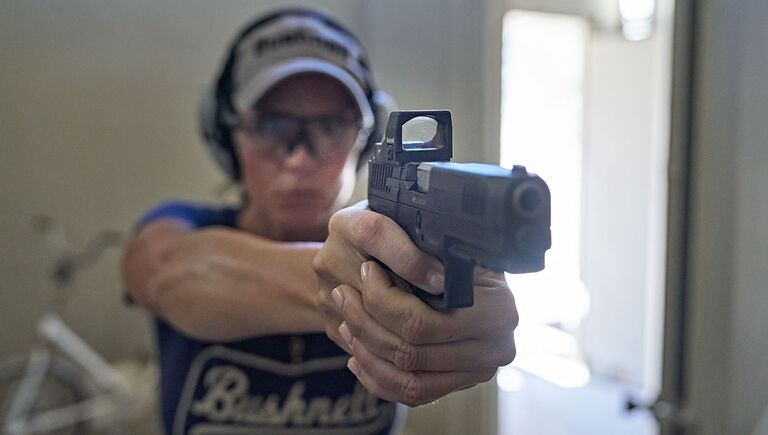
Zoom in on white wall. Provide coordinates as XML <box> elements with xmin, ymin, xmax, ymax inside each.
<box><xmin>677</xmin><ymin>0</ymin><xmax>768</xmax><ymax>433</ymax></box>
<box><xmin>580</xmin><ymin>24</ymin><xmax>671</xmax><ymax>393</ymax></box>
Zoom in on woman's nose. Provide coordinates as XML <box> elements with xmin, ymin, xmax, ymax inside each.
<box><xmin>282</xmin><ymin>141</ymin><xmax>317</xmax><ymax>169</ymax></box>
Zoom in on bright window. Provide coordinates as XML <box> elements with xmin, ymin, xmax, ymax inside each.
<box><xmin>498</xmin><ymin>9</ymin><xmax>590</xmax><ymax>389</ymax></box>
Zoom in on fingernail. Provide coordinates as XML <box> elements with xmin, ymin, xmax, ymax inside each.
<box><xmin>332</xmin><ymin>287</ymin><xmax>344</xmax><ymax>309</ymax></box>
<box><xmin>347</xmin><ymin>357</ymin><xmax>361</xmax><ymax>376</ymax></box>
<box><xmin>339</xmin><ymin>322</ymin><xmax>354</xmax><ymax>347</ymax></box>
<box><xmin>427</xmin><ymin>269</ymin><xmax>444</xmax><ymax>293</ymax></box>
<box><xmin>361</xmin><ymin>262</ymin><xmax>370</xmax><ymax>282</ymax></box>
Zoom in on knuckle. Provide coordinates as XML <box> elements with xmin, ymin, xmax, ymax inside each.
<box><xmin>497</xmin><ymin>291</ymin><xmax>520</xmax><ymax>331</ymax></box>
<box><xmin>392</xmin><ymin>341</ymin><xmax>422</xmax><ymax>371</ymax></box>
<box><xmin>510</xmin><ymin>309</ymin><xmax>520</xmax><ymax>330</ymax></box>
<box><xmin>399</xmin><ymin>373</ymin><xmax>428</xmax><ymax>406</ymax></box>
<box><xmin>327</xmin><ymin>210</ymin><xmax>347</xmax><ymax>235</ymax></box>
<box><xmin>479</xmin><ymin>368</ymin><xmax>498</xmax><ymax>383</ymax></box>
<box><xmin>398</xmin><ymin>251</ymin><xmax>429</xmax><ymax>284</ymax></box>
<box><xmin>498</xmin><ymin>311</ymin><xmax>518</xmax><ymax>334</ymax></box>
<box><xmin>312</xmin><ymin>248</ymin><xmax>333</xmax><ymax>278</ymax></box>
<box><xmin>312</xmin><ymin>249</ymin><xmax>344</xmax><ymax>285</ymax></box>
<box><xmin>486</xmin><ymin>295</ymin><xmax>518</xmax><ymax>335</ymax></box>
<box><xmin>342</xmin><ymin>310</ymin><xmax>363</xmax><ymax>336</ymax></box>
<box><xmin>339</xmin><ymin>288</ymin><xmax>357</xmax><ymax>318</ymax></box>
<box><xmin>339</xmin><ymin>291</ymin><xmax>366</xmax><ymax>338</ymax></box>
<box><xmin>311</xmin><ymin>250</ymin><xmax>326</xmax><ymax>274</ymax></box>
<box><xmin>316</xmin><ymin>287</ymin><xmax>333</xmax><ymax>310</ymax></box>
<box><xmin>496</xmin><ymin>340</ymin><xmax>517</xmax><ymax>367</ymax></box>
<box><xmin>351</xmin><ymin>212</ymin><xmax>386</xmax><ymax>252</ymax></box>
<box><xmin>401</xmin><ymin>310</ymin><xmax>428</xmax><ymax>344</ymax></box>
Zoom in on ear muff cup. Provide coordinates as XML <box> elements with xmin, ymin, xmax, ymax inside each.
<box><xmin>199</xmin><ymin>85</ymin><xmax>239</xmax><ymax>179</ymax></box>
<box><xmin>365</xmin><ymin>90</ymin><xmax>398</xmax><ymax>161</ymax></box>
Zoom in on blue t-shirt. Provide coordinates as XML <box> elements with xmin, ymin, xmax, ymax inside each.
<box><xmin>136</xmin><ymin>201</ymin><xmax>401</xmax><ymax>435</ymax></box>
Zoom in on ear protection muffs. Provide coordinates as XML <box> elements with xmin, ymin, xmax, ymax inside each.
<box><xmin>198</xmin><ymin>8</ymin><xmax>396</xmax><ymax>180</ymax></box>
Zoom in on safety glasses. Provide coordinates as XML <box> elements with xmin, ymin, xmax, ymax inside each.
<box><xmin>233</xmin><ymin>112</ymin><xmax>365</xmax><ymax>162</ymax></box>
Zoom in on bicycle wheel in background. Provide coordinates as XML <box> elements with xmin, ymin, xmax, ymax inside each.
<box><xmin>0</xmin><ymin>354</ymin><xmax>95</xmax><ymax>435</ymax></box>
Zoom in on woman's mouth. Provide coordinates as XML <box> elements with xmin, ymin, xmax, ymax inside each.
<box><xmin>279</xmin><ymin>189</ymin><xmax>323</xmax><ymax>205</ymax></box>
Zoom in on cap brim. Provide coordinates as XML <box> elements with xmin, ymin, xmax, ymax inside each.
<box><xmin>232</xmin><ymin>58</ymin><xmax>374</xmax><ymax>130</ymax></box>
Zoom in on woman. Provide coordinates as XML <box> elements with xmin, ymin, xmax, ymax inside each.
<box><xmin>123</xmin><ymin>8</ymin><xmax>519</xmax><ymax>435</ymax></box>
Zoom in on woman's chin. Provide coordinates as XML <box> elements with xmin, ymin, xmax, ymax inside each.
<box><xmin>274</xmin><ymin>209</ymin><xmax>329</xmax><ymax>239</ymax></box>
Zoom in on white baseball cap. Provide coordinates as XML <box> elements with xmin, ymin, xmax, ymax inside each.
<box><xmin>228</xmin><ymin>11</ymin><xmax>376</xmax><ymax>130</ymax></box>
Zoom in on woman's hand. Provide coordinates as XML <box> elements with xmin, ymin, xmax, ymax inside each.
<box><xmin>314</xmin><ymin>201</ymin><xmax>518</xmax><ymax>406</ymax></box>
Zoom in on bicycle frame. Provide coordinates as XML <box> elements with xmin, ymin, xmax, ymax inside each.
<box><xmin>3</xmin><ymin>313</ymin><xmax>133</xmax><ymax>434</ymax></box>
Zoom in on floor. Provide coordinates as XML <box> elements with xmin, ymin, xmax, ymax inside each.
<box><xmin>498</xmin><ymin>369</ymin><xmax>658</xmax><ymax>435</ymax></box>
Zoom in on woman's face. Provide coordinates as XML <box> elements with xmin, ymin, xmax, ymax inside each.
<box><xmin>232</xmin><ymin>73</ymin><xmax>362</xmax><ymax>240</ymax></box>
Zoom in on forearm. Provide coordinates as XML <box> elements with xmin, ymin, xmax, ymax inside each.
<box><xmin>157</xmin><ymin>233</ymin><xmax>324</xmax><ymax>341</ymax></box>
<box><xmin>123</xmin><ymin>223</ymin><xmax>325</xmax><ymax>341</ymax></box>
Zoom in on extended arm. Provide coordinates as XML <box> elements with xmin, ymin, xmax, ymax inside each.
<box><xmin>122</xmin><ymin>219</ymin><xmax>324</xmax><ymax>341</ymax></box>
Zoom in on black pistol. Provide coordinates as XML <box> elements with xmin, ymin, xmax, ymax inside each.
<box><xmin>367</xmin><ymin>110</ymin><xmax>551</xmax><ymax>309</ymax></box>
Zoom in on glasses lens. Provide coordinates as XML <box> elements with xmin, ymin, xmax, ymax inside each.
<box><xmin>240</xmin><ymin>114</ymin><xmax>361</xmax><ymax>160</ymax></box>
<box><xmin>254</xmin><ymin>115</ymin><xmax>298</xmax><ymax>141</ymax></box>
<box><xmin>305</xmin><ymin>117</ymin><xmax>361</xmax><ymax>155</ymax></box>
